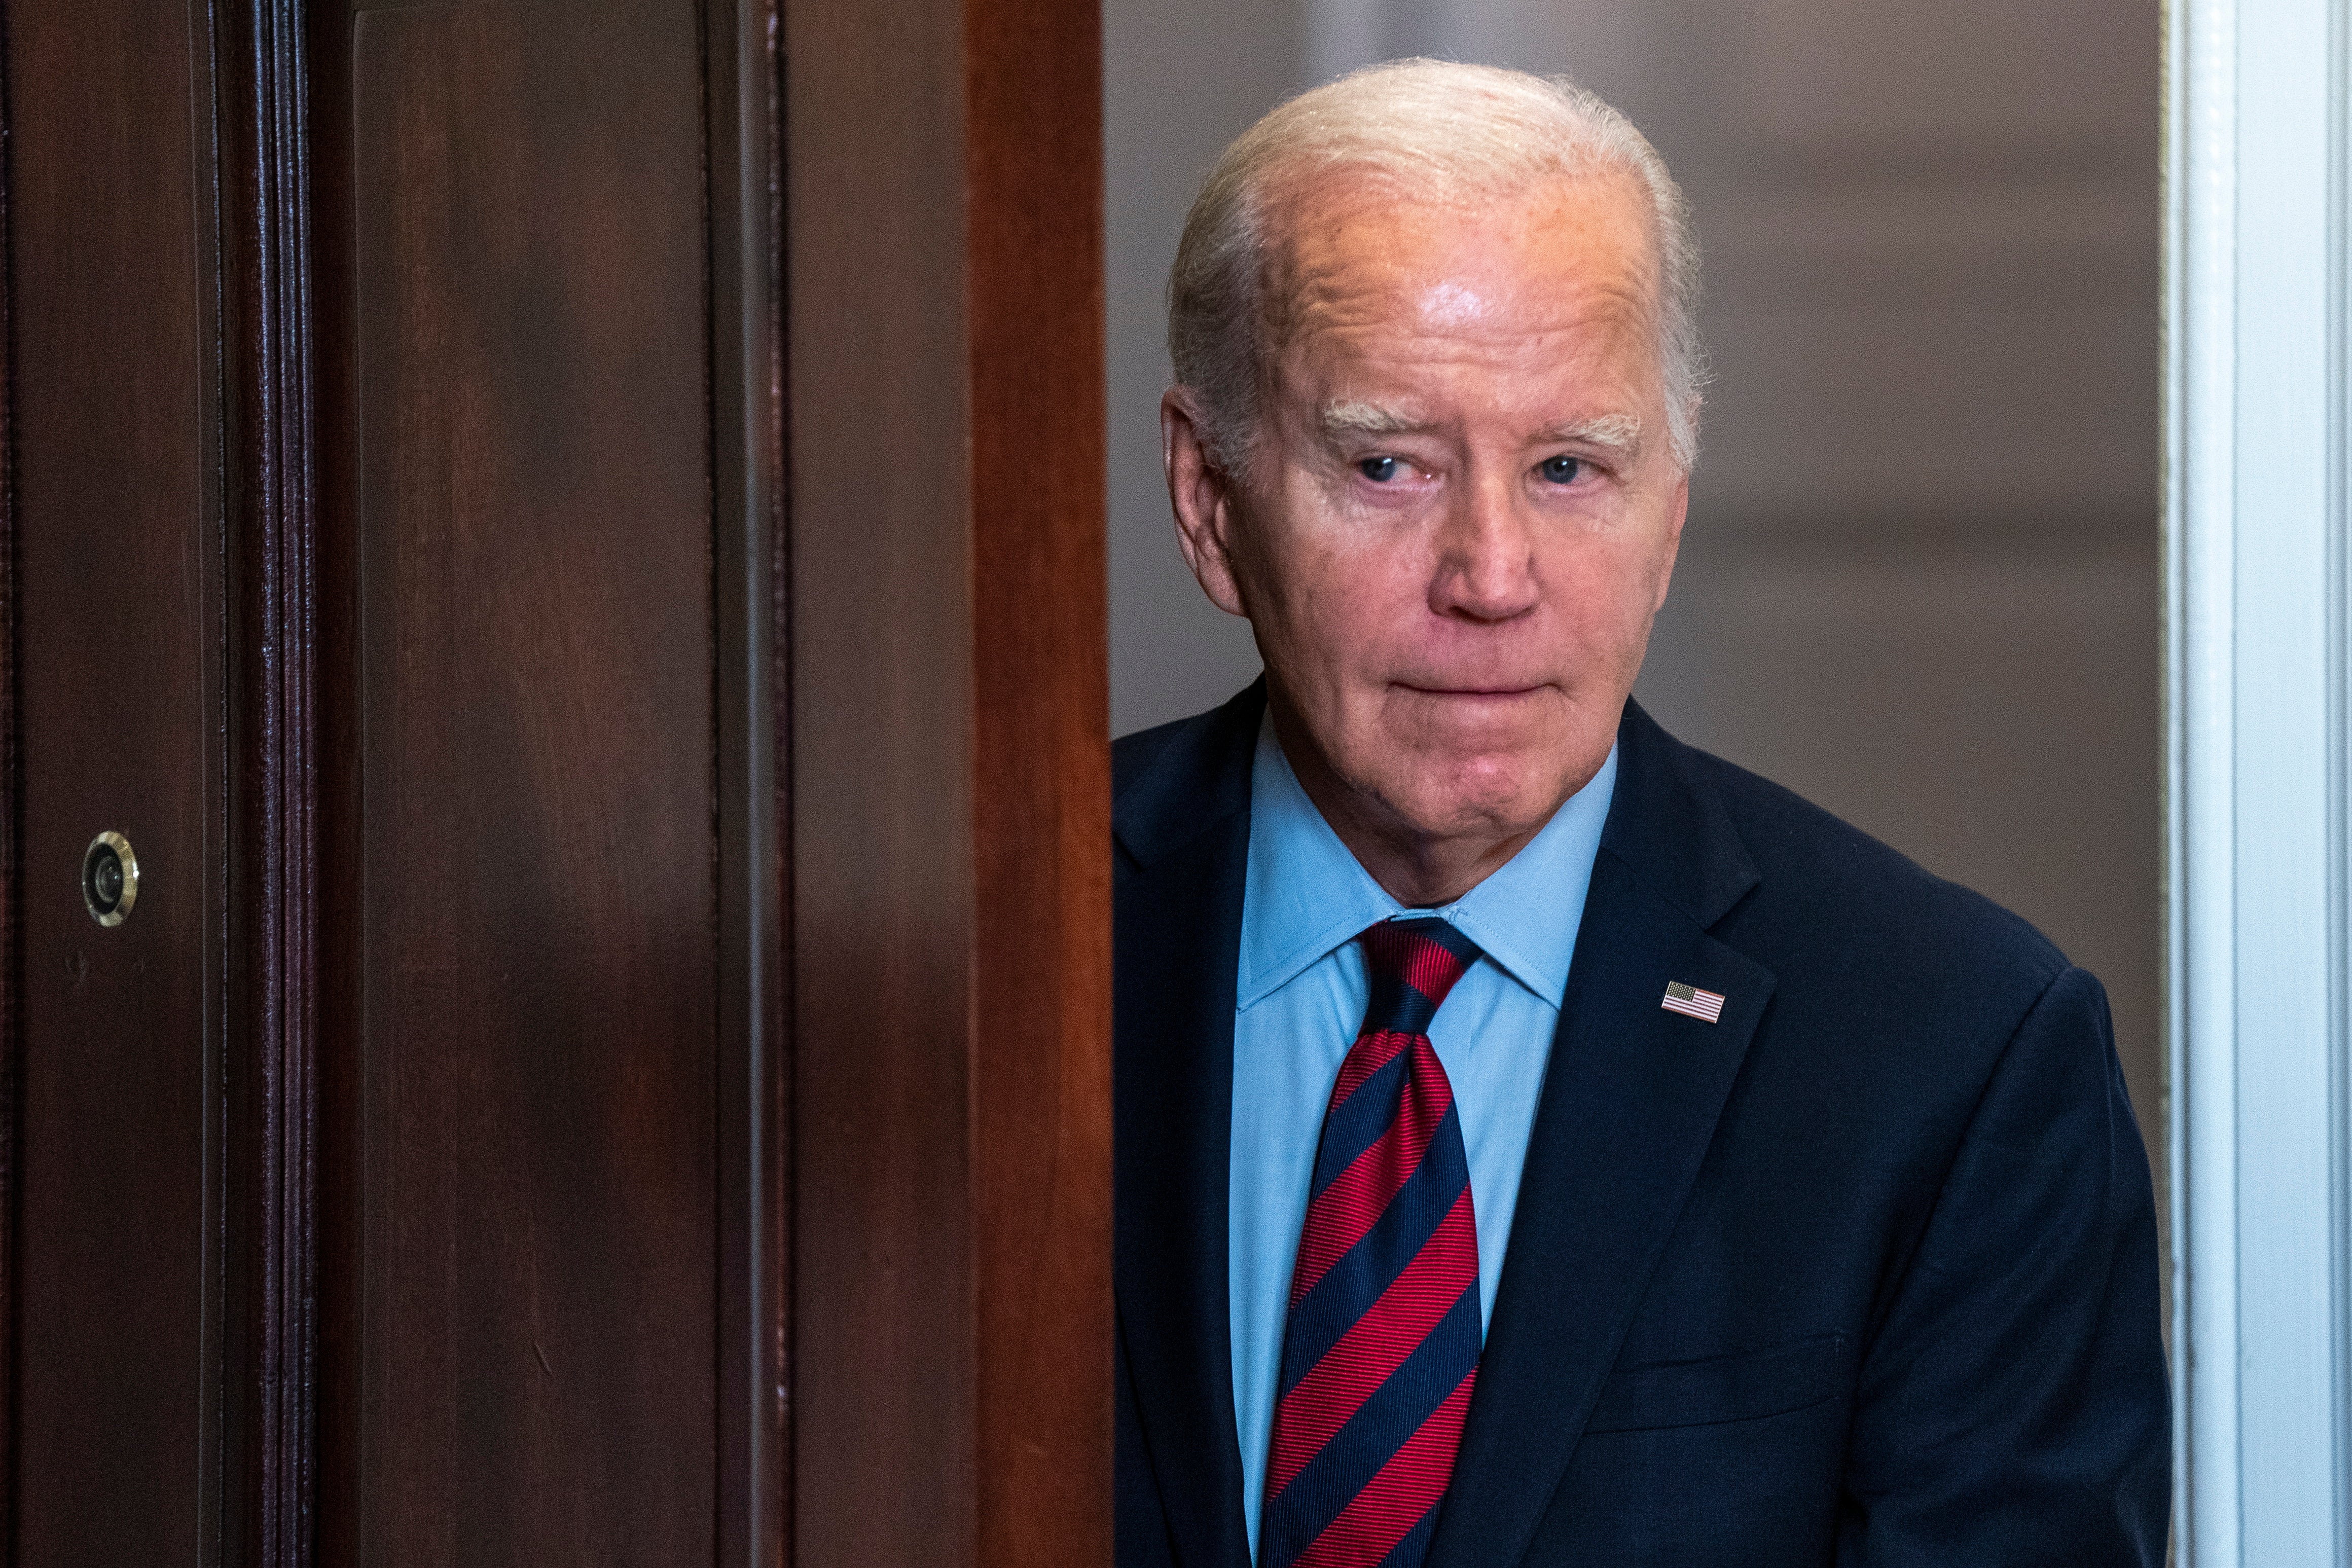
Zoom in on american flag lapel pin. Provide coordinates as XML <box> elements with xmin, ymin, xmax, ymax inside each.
<box><xmin>1661</xmin><ymin>980</ymin><xmax>1726</xmax><ymax>1024</ymax></box>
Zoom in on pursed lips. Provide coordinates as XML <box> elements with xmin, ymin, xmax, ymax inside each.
<box><xmin>1390</xmin><ymin>682</ymin><xmax>1553</xmax><ymax>703</ymax></box>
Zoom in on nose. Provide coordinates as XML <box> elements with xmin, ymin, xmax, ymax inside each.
<box><xmin>1429</xmin><ymin>468</ymin><xmax>1540</xmax><ymax>624</ymax></box>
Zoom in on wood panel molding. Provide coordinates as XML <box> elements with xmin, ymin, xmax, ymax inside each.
<box><xmin>0</xmin><ymin>7</ymin><xmax>19</xmax><ymax>1546</ymax></box>
<box><xmin>705</xmin><ymin>0</ymin><xmax>791</xmax><ymax>1561</ymax></box>
<box><xmin>215</xmin><ymin>2</ymin><xmax>321</xmax><ymax>1561</ymax></box>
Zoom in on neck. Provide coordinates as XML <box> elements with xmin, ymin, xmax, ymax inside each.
<box><xmin>1269</xmin><ymin>696</ymin><xmax>1553</xmax><ymax>907</ymax></box>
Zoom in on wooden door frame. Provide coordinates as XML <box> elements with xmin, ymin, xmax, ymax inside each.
<box><xmin>783</xmin><ymin>0</ymin><xmax>1112</xmax><ymax>1560</ymax></box>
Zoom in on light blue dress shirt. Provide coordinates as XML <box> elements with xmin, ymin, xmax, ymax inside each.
<box><xmin>1230</xmin><ymin>713</ymin><xmax>1617</xmax><ymax>1560</ymax></box>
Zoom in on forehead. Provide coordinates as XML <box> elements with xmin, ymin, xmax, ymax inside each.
<box><xmin>1260</xmin><ymin>169</ymin><xmax>1659</xmax><ymax>370</ymax></box>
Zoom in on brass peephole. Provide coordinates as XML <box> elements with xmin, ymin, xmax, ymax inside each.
<box><xmin>82</xmin><ymin>831</ymin><xmax>137</xmax><ymax>927</ymax></box>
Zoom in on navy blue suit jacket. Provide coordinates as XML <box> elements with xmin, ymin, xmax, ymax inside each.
<box><xmin>1113</xmin><ymin>683</ymin><xmax>2168</xmax><ymax>1567</ymax></box>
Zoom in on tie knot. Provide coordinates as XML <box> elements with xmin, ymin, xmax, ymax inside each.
<box><xmin>1358</xmin><ymin>918</ymin><xmax>1482</xmax><ymax>1035</ymax></box>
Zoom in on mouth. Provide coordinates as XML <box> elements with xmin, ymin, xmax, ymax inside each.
<box><xmin>1394</xmin><ymin>682</ymin><xmax>1548</xmax><ymax>700</ymax></box>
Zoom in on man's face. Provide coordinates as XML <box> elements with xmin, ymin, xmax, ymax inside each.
<box><xmin>1170</xmin><ymin>170</ymin><xmax>1688</xmax><ymax>869</ymax></box>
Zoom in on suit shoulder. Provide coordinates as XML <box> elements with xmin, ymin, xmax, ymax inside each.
<box><xmin>1112</xmin><ymin>682</ymin><xmax>1265</xmax><ymax>864</ymax></box>
<box><xmin>1678</xmin><ymin>739</ymin><xmax>2071</xmax><ymax>997</ymax></box>
<box><xmin>1113</xmin><ymin>711</ymin><xmax>1205</xmax><ymax>804</ymax></box>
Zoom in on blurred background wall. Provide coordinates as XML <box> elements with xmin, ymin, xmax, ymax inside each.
<box><xmin>1105</xmin><ymin>2</ymin><xmax>2163</xmax><ymax>1155</ymax></box>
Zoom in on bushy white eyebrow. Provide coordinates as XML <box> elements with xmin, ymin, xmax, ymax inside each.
<box><xmin>1539</xmin><ymin>413</ymin><xmax>1643</xmax><ymax>454</ymax></box>
<box><xmin>1317</xmin><ymin>402</ymin><xmax>1645</xmax><ymax>455</ymax></box>
<box><xmin>1317</xmin><ymin>399</ymin><xmax>1421</xmax><ymax>437</ymax></box>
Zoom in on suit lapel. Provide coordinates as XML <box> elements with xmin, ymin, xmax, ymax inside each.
<box><xmin>1114</xmin><ymin>687</ymin><xmax>1261</xmax><ymax>1568</ymax></box>
<box><xmin>1426</xmin><ymin>703</ymin><xmax>1778</xmax><ymax>1568</ymax></box>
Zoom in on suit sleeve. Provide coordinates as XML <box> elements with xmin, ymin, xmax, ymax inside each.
<box><xmin>1837</xmin><ymin>965</ymin><xmax>2170</xmax><ymax>1566</ymax></box>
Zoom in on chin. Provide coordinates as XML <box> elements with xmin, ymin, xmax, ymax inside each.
<box><xmin>1389</xmin><ymin>758</ymin><xmax>1564</xmax><ymax>841</ymax></box>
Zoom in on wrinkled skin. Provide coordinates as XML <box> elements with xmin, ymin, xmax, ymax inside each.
<box><xmin>1163</xmin><ymin>169</ymin><xmax>1689</xmax><ymax>905</ymax></box>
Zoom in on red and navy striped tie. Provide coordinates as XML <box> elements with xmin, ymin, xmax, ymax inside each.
<box><xmin>1261</xmin><ymin>918</ymin><xmax>1482</xmax><ymax>1568</ymax></box>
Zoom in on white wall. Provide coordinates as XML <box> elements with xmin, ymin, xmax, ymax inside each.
<box><xmin>1103</xmin><ymin>1</ymin><xmax>1301</xmax><ymax>731</ymax></box>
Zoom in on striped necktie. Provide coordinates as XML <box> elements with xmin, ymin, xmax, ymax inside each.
<box><xmin>1260</xmin><ymin>918</ymin><xmax>1483</xmax><ymax>1568</ymax></box>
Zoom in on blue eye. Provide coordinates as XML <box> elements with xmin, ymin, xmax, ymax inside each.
<box><xmin>1538</xmin><ymin>455</ymin><xmax>1583</xmax><ymax>485</ymax></box>
<box><xmin>1357</xmin><ymin>456</ymin><xmax>1401</xmax><ymax>483</ymax></box>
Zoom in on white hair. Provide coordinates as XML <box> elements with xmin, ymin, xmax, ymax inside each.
<box><xmin>1168</xmin><ymin>59</ymin><xmax>1706</xmax><ymax>474</ymax></box>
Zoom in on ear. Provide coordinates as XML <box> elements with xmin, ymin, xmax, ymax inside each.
<box><xmin>1651</xmin><ymin>469</ymin><xmax>1690</xmax><ymax>614</ymax></box>
<box><xmin>1162</xmin><ymin>388</ymin><xmax>1250</xmax><ymax>618</ymax></box>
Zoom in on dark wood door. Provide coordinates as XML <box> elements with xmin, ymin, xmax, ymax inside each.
<box><xmin>6</xmin><ymin>0</ymin><xmax>781</xmax><ymax>1560</ymax></box>
<box><xmin>8</xmin><ymin>3</ymin><xmax>226</xmax><ymax>1560</ymax></box>
<box><xmin>0</xmin><ymin>0</ymin><xmax>1107</xmax><ymax>1564</ymax></box>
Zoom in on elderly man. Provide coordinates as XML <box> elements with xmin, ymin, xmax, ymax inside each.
<box><xmin>1112</xmin><ymin>60</ymin><xmax>2167</xmax><ymax>1568</ymax></box>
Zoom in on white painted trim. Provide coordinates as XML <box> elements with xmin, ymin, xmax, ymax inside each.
<box><xmin>2168</xmin><ymin>0</ymin><xmax>2352</xmax><ymax>1560</ymax></box>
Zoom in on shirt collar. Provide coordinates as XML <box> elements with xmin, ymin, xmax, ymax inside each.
<box><xmin>1237</xmin><ymin>710</ymin><xmax>1618</xmax><ymax>1011</ymax></box>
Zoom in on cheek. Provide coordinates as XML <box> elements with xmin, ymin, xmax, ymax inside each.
<box><xmin>1547</xmin><ymin>529</ymin><xmax>1671</xmax><ymax>641</ymax></box>
<box><xmin>1273</xmin><ymin>538</ymin><xmax>1425</xmax><ymax>666</ymax></box>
